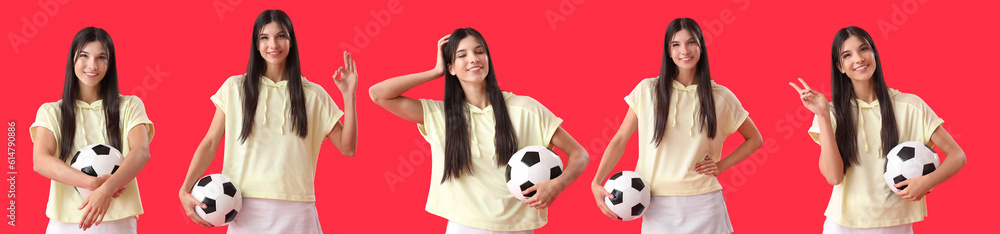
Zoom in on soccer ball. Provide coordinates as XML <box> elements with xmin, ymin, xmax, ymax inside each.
<box><xmin>70</xmin><ymin>144</ymin><xmax>123</xmax><ymax>197</ymax></box>
<box><xmin>190</xmin><ymin>174</ymin><xmax>242</xmax><ymax>227</ymax></box>
<box><xmin>603</xmin><ymin>171</ymin><xmax>650</xmax><ymax>221</ymax></box>
<box><xmin>505</xmin><ymin>145</ymin><xmax>563</xmax><ymax>201</ymax></box>
<box><xmin>884</xmin><ymin>141</ymin><xmax>940</xmax><ymax>193</ymax></box>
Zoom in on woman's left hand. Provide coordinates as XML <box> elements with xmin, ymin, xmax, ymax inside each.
<box><xmin>895</xmin><ymin>175</ymin><xmax>935</xmax><ymax>201</ymax></box>
<box><xmin>333</xmin><ymin>51</ymin><xmax>358</xmax><ymax>95</ymax></box>
<box><xmin>78</xmin><ymin>185</ymin><xmax>114</xmax><ymax>230</ymax></box>
<box><xmin>522</xmin><ymin>179</ymin><xmax>566</xmax><ymax>209</ymax></box>
<box><xmin>695</xmin><ymin>156</ymin><xmax>720</xmax><ymax>176</ymax></box>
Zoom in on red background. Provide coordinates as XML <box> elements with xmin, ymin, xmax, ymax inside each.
<box><xmin>3</xmin><ymin>0</ymin><xmax>998</xmax><ymax>233</ymax></box>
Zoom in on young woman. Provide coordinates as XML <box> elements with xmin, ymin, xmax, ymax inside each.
<box><xmin>369</xmin><ymin>28</ymin><xmax>589</xmax><ymax>233</ymax></box>
<box><xmin>177</xmin><ymin>9</ymin><xmax>358</xmax><ymax>233</ymax></box>
<box><xmin>31</xmin><ymin>27</ymin><xmax>153</xmax><ymax>233</ymax></box>
<box><xmin>789</xmin><ymin>26</ymin><xmax>966</xmax><ymax>233</ymax></box>
<box><xmin>590</xmin><ymin>18</ymin><xmax>762</xmax><ymax>234</ymax></box>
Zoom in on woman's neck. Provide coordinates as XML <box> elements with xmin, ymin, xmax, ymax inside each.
<box><xmin>460</xmin><ymin>81</ymin><xmax>490</xmax><ymax>109</ymax></box>
<box><xmin>851</xmin><ymin>79</ymin><xmax>876</xmax><ymax>104</ymax></box>
<box><xmin>676</xmin><ymin>68</ymin><xmax>697</xmax><ymax>86</ymax></box>
<box><xmin>265</xmin><ymin>63</ymin><xmax>286</xmax><ymax>82</ymax></box>
<box><xmin>77</xmin><ymin>81</ymin><xmax>101</xmax><ymax>103</ymax></box>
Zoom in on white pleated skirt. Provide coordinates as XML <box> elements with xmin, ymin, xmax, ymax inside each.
<box><xmin>46</xmin><ymin>216</ymin><xmax>137</xmax><ymax>234</ymax></box>
<box><xmin>823</xmin><ymin>218</ymin><xmax>913</xmax><ymax>234</ymax></box>
<box><xmin>227</xmin><ymin>197</ymin><xmax>322</xmax><ymax>234</ymax></box>
<box><xmin>641</xmin><ymin>190</ymin><xmax>733</xmax><ymax>234</ymax></box>
<box><xmin>445</xmin><ymin>221</ymin><xmax>534</xmax><ymax>234</ymax></box>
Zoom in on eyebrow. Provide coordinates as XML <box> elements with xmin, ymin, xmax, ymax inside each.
<box><xmin>258</xmin><ymin>31</ymin><xmax>287</xmax><ymax>36</ymax></box>
<box><xmin>456</xmin><ymin>45</ymin><xmax>484</xmax><ymax>53</ymax></box>
<box><xmin>669</xmin><ymin>38</ymin><xmax>697</xmax><ymax>44</ymax></box>
<box><xmin>78</xmin><ymin>50</ymin><xmax>106</xmax><ymax>55</ymax></box>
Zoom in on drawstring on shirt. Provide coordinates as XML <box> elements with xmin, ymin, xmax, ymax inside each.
<box><xmin>857</xmin><ymin>100</ymin><xmax>882</xmax><ymax>153</ymax></box>
<box><xmin>671</xmin><ymin>80</ymin><xmax>699</xmax><ymax>136</ymax></box>
<box><xmin>260</xmin><ymin>76</ymin><xmax>289</xmax><ymax>135</ymax></box>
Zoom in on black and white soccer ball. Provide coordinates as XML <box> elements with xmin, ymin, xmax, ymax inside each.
<box><xmin>884</xmin><ymin>141</ymin><xmax>940</xmax><ymax>193</ymax></box>
<box><xmin>70</xmin><ymin>144</ymin><xmax>123</xmax><ymax>197</ymax></box>
<box><xmin>190</xmin><ymin>174</ymin><xmax>242</xmax><ymax>227</ymax></box>
<box><xmin>505</xmin><ymin>145</ymin><xmax>563</xmax><ymax>201</ymax></box>
<box><xmin>603</xmin><ymin>171</ymin><xmax>650</xmax><ymax>221</ymax></box>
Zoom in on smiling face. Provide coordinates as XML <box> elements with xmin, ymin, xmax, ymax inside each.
<box><xmin>669</xmin><ymin>28</ymin><xmax>701</xmax><ymax>72</ymax></box>
<box><xmin>448</xmin><ymin>36</ymin><xmax>490</xmax><ymax>83</ymax></box>
<box><xmin>257</xmin><ymin>22</ymin><xmax>291</xmax><ymax>67</ymax></box>
<box><xmin>74</xmin><ymin>41</ymin><xmax>108</xmax><ymax>89</ymax></box>
<box><xmin>837</xmin><ymin>35</ymin><xmax>877</xmax><ymax>82</ymax></box>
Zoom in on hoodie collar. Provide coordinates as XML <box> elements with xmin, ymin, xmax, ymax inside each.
<box><xmin>466</xmin><ymin>91</ymin><xmax>514</xmax><ymax>114</ymax></box>
<box><xmin>74</xmin><ymin>99</ymin><xmax>104</xmax><ymax>109</ymax></box>
<box><xmin>854</xmin><ymin>88</ymin><xmax>900</xmax><ymax>153</ymax></box>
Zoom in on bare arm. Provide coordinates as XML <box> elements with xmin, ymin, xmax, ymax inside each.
<box><xmin>78</xmin><ymin>123</ymin><xmax>151</xmax><ymax>229</ymax></box>
<box><xmin>790</xmin><ymin>78</ymin><xmax>844</xmax><ymax>185</ymax></box>
<box><xmin>894</xmin><ymin>125</ymin><xmax>966</xmax><ymax>201</ymax></box>
<box><xmin>590</xmin><ymin>108</ymin><xmax>638</xmax><ymax>220</ymax></box>
<box><xmin>328</xmin><ymin>52</ymin><xmax>359</xmax><ymax>156</ymax></box>
<box><xmin>712</xmin><ymin>117</ymin><xmax>763</xmax><ymax>173</ymax></box>
<box><xmin>178</xmin><ymin>107</ymin><xmax>226</xmax><ymax>228</ymax></box>
<box><xmin>32</xmin><ymin>127</ymin><xmax>106</xmax><ymax>190</ymax></box>
<box><xmin>523</xmin><ymin>127</ymin><xmax>590</xmax><ymax>209</ymax></box>
<box><xmin>369</xmin><ymin>35</ymin><xmax>450</xmax><ymax>124</ymax></box>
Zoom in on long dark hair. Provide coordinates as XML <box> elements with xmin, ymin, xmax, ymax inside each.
<box><xmin>830</xmin><ymin>26</ymin><xmax>898</xmax><ymax>172</ymax></box>
<box><xmin>58</xmin><ymin>27</ymin><xmax>122</xmax><ymax>161</ymax></box>
<box><xmin>440</xmin><ymin>28</ymin><xmax>518</xmax><ymax>182</ymax></box>
<box><xmin>652</xmin><ymin>18</ymin><xmax>717</xmax><ymax>146</ymax></box>
<box><xmin>239</xmin><ymin>9</ymin><xmax>308</xmax><ymax>143</ymax></box>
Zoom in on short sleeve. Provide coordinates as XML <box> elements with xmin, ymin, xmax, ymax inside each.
<box><xmin>210</xmin><ymin>77</ymin><xmax>234</xmax><ymax>114</ymax></box>
<box><xmin>122</xmin><ymin>96</ymin><xmax>155</xmax><ymax>143</ymax></box>
<box><xmin>624</xmin><ymin>79</ymin><xmax>651</xmax><ymax>117</ymax></box>
<box><xmin>916</xmin><ymin>97</ymin><xmax>944</xmax><ymax>144</ymax></box>
<box><xmin>30</xmin><ymin>103</ymin><xmax>59</xmax><ymax>144</ymax></box>
<box><xmin>807</xmin><ymin>104</ymin><xmax>836</xmax><ymax>144</ymax></box>
<box><xmin>718</xmin><ymin>88</ymin><xmax>748</xmax><ymax>135</ymax></box>
<box><xmin>532</xmin><ymin>100</ymin><xmax>564</xmax><ymax>148</ymax></box>
<box><xmin>313</xmin><ymin>89</ymin><xmax>345</xmax><ymax>136</ymax></box>
<box><xmin>417</xmin><ymin>99</ymin><xmax>445</xmax><ymax>143</ymax></box>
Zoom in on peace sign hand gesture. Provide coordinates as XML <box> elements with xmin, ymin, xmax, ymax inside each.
<box><xmin>789</xmin><ymin>78</ymin><xmax>830</xmax><ymax>115</ymax></box>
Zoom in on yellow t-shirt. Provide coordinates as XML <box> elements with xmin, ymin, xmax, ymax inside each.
<box><xmin>29</xmin><ymin>95</ymin><xmax>155</xmax><ymax>223</ymax></box>
<box><xmin>211</xmin><ymin>75</ymin><xmax>343</xmax><ymax>202</ymax></box>
<box><xmin>626</xmin><ymin>77</ymin><xmax>748</xmax><ymax>196</ymax></box>
<box><xmin>418</xmin><ymin>92</ymin><xmax>563</xmax><ymax>231</ymax></box>
<box><xmin>808</xmin><ymin>89</ymin><xmax>943</xmax><ymax>228</ymax></box>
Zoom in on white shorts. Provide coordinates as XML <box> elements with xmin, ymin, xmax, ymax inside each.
<box><xmin>641</xmin><ymin>190</ymin><xmax>733</xmax><ymax>234</ymax></box>
<box><xmin>445</xmin><ymin>221</ymin><xmax>534</xmax><ymax>234</ymax></box>
<box><xmin>46</xmin><ymin>216</ymin><xmax>137</xmax><ymax>234</ymax></box>
<box><xmin>823</xmin><ymin>218</ymin><xmax>913</xmax><ymax>234</ymax></box>
<box><xmin>227</xmin><ymin>197</ymin><xmax>322</xmax><ymax>234</ymax></box>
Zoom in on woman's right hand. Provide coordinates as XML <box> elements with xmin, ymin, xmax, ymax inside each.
<box><xmin>591</xmin><ymin>183</ymin><xmax>621</xmax><ymax>220</ymax></box>
<box><xmin>789</xmin><ymin>78</ymin><xmax>830</xmax><ymax>115</ymax></box>
<box><xmin>433</xmin><ymin>34</ymin><xmax>451</xmax><ymax>75</ymax></box>
<box><xmin>178</xmin><ymin>190</ymin><xmax>214</xmax><ymax>228</ymax></box>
